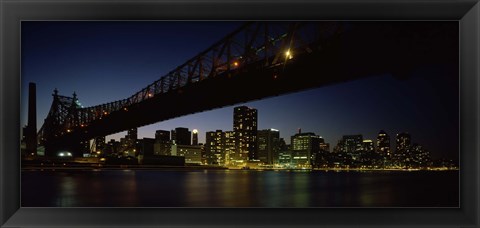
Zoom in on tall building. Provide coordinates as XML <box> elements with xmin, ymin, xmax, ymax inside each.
<box><xmin>376</xmin><ymin>130</ymin><xmax>391</xmax><ymax>156</ymax></box>
<box><xmin>396</xmin><ymin>132</ymin><xmax>411</xmax><ymax>153</ymax></box>
<box><xmin>233</xmin><ymin>106</ymin><xmax>258</xmax><ymax>161</ymax></box>
<box><xmin>205</xmin><ymin>130</ymin><xmax>225</xmax><ymax>165</ymax></box>
<box><xmin>257</xmin><ymin>129</ymin><xmax>280</xmax><ymax>165</ymax></box>
<box><xmin>171</xmin><ymin>127</ymin><xmax>191</xmax><ymax>145</ymax></box>
<box><xmin>224</xmin><ymin>131</ymin><xmax>236</xmax><ymax>165</ymax></box>
<box><xmin>192</xmin><ymin>129</ymin><xmax>199</xmax><ymax>145</ymax></box>
<box><xmin>154</xmin><ymin>130</ymin><xmax>171</xmax><ymax>156</ymax></box>
<box><xmin>290</xmin><ymin>132</ymin><xmax>321</xmax><ymax>167</ymax></box>
<box><xmin>127</xmin><ymin>128</ymin><xmax>138</xmax><ymax>150</ymax></box>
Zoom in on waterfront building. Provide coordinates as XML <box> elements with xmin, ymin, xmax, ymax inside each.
<box><xmin>376</xmin><ymin>130</ymin><xmax>391</xmax><ymax>156</ymax></box>
<box><xmin>233</xmin><ymin>106</ymin><xmax>258</xmax><ymax>161</ymax></box>
<box><xmin>396</xmin><ymin>132</ymin><xmax>411</xmax><ymax>153</ymax></box>
<box><xmin>224</xmin><ymin>131</ymin><xmax>236</xmax><ymax>165</ymax></box>
<box><xmin>290</xmin><ymin>132</ymin><xmax>321</xmax><ymax>168</ymax></box>
<box><xmin>362</xmin><ymin>139</ymin><xmax>374</xmax><ymax>153</ymax></box>
<box><xmin>154</xmin><ymin>130</ymin><xmax>171</xmax><ymax>156</ymax></box>
<box><xmin>136</xmin><ymin>138</ymin><xmax>155</xmax><ymax>157</ymax></box>
<box><xmin>205</xmin><ymin>130</ymin><xmax>225</xmax><ymax>165</ymax></box>
<box><xmin>257</xmin><ymin>129</ymin><xmax>280</xmax><ymax>165</ymax></box>
<box><xmin>171</xmin><ymin>144</ymin><xmax>202</xmax><ymax>164</ymax></box>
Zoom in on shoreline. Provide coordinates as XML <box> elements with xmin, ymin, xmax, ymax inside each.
<box><xmin>21</xmin><ymin>165</ymin><xmax>459</xmax><ymax>172</ymax></box>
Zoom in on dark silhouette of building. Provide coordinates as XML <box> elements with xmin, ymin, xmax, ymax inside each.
<box><xmin>94</xmin><ymin>136</ymin><xmax>106</xmax><ymax>154</ymax></box>
<box><xmin>137</xmin><ymin>138</ymin><xmax>155</xmax><ymax>157</ymax></box>
<box><xmin>257</xmin><ymin>129</ymin><xmax>280</xmax><ymax>165</ymax></box>
<box><xmin>23</xmin><ymin>82</ymin><xmax>37</xmax><ymax>156</ymax></box>
<box><xmin>233</xmin><ymin>106</ymin><xmax>257</xmax><ymax>161</ymax></box>
<box><xmin>171</xmin><ymin>127</ymin><xmax>191</xmax><ymax>145</ymax></box>
<box><xmin>154</xmin><ymin>130</ymin><xmax>171</xmax><ymax>156</ymax></box>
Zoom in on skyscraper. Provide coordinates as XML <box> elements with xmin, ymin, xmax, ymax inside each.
<box><xmin>257</xmin><ymin>129</ymin><xmax>280</xmax><ymax>165</ymax></box>
<box><xmin>224</xmin><ymin>131</ymin><xmax>236</xmax><ymax>165</ymax></box>
<box><xmin>376</xmin><ymin>130</ymin><xmax>391</xmax><ymax>156</ymax></box>
<box><xmin>396</xmin><ymin>132</ymin><xmax>411</xmax><ymax>153</ymax></box>
<box><xmin>233</xmin><ymin>106</ymin><xmax>258</xmax><ymax>161</ymax></box>
<box><xmin>127</xmin><ymin>128</ymin><xmax>138</xmax><ymax>148</ymax></box>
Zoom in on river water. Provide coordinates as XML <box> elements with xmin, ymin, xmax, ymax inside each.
<box><xmin>21</xmin><ymin>169</ymin><xmax>459</xmax><ymax>207</ymax></box>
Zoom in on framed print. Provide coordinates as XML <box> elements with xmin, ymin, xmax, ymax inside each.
<box><xmin>1</xmin><ymin>0</ymin><xmax>479</xmax><ymax>227</ymax></box>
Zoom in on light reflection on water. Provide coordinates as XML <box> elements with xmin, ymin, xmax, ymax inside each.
<box><xmin>21</xmin><ymin>170</ymin><xmax>458</xmax><ymax>207</ymax></box>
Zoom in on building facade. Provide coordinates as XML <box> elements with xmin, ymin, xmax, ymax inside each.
<box><xmin>233</xmin><ymin>106</ymin><xmax>258</xmax><ymax>161</ymax></box>
<box><xmin>171</xmin><ymin>127</ymin><xmax>192</xmax><ymax>145</ymax></box>
<box><xmin>257</xmin><ymin>129</ymin><xmax>280</xmax><ymax>165</ymax></box>
<box><xmin>290</xmin><ymin>132</ymin><xmax>321</xmax><ymax>167</ymax></box>
<box><xmin>376</xmin><ymin>130</ymin><xmax>391</xmax><ymax>157</ymax></box>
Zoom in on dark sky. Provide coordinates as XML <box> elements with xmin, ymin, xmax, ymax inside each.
<box><xmin>21</xmin><ymin>21</ymin><xmax>459</xmax><ymax>160</ymax></box>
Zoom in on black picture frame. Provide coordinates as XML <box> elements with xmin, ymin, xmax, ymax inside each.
<box><xmin>1</xmin><ymin>0</ymin><xmax>479</xmax><ymax>227</ymax></box>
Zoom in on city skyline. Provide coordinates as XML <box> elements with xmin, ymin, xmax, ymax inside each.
<box><xmin>21</xmin><ymin>21</ymin><xmax>459</xmax><ymax>160</ymax></box>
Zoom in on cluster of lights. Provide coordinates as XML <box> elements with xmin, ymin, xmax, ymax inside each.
<box><xmin>58</xmin><ymin>152</ymin><xmax>72</xmax><ymax>157</ymax></box>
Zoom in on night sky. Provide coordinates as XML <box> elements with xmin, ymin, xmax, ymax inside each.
<box><xmin>21</xmin><ymin>21</ymin><xmax>459</xmax><ymax>160</ymax></box>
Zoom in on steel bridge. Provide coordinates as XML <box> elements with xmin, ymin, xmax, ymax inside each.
<box><xmin>35</xmin><ymin>21</ymin><xmax>458</xmax><ymax>157</ymax></box>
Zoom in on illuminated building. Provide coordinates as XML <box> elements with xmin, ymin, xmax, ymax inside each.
<box><xmin>396</xmin><ymin>132</ymin><xmax>411</xmax><ymax>153</ymax></box>
<box><xmin>171</xmin><ymin>127</ymin><xmax>191</xmax><ymax>145</ymax></box>
<box><xmin>154</xmin><ymin>130</ymin><xmax>171</xmax><ymax>156</ymax></box>
<box><xmin>290</xmin><ymin>131</ymin><xmax>321</xmax><ymax>167</ymax></box>
<box><xmin>362</xmin><ymin>139</ymin><xmax>374</xmax><ymax>153</ymax></box>
<box><xmin>233</xmin><ymin>106</ymin><xmax>258</xmax><ymax>161</ymax></box>
<box><xmin>376</xmin><ymin>130</ymin><xmax>391</xmax><ymax>156</ymax></box>
<box><xmin>319</xmin><ymin>141</ymin><xmax>330</xmax><ymax>152</ymax></box>
<box><xmin>171</xmin><ymin>144</ymin><xmax>202</xmax><ymax>164</ymax></box>
<box><xmin>257</xmin><ymin>129</ymin><xmax>280</xmax><ymax>165</ymax></box>
<box><xmin>192</xmin><ymin>129</ymin><xmax>199</xmax><ymax>145</ymax></box>
<box><xmin>205</xmin><ymin>130</ymin><xmax>225</xmax><ymax>165</ymax></box>
<box><xmin>224</xmin><ymin>131</ymin><xmax>236</xmax><ymax>165</ymax></box>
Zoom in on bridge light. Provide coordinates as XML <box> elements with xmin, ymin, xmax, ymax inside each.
<box><xmin>285</xmin><ymin>50</ymin><xmax>293</xmax><ymax>59</ymax></box>
<box><xmin>233</xmin><ymin>61</ymin><xmax>239</xmax><ymax>67</ymax></box>
<box><xmin>148</xmin><ymin>93</ymin><xmax>153</xmax><ymax>97</ymax></box>
<box><xmin>104</xmin><ymin>111</ymin><xmax>108</xmax><ymax>115</ymax></box>
<box><xmin>67</xmin><ymin>129</ymin><xmax>71</xmax><ymax>133</ymax></box>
